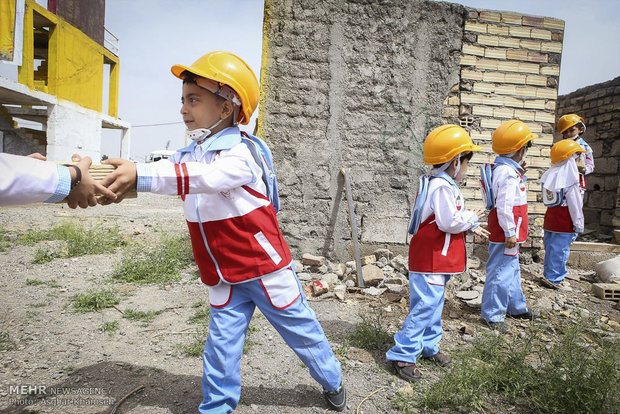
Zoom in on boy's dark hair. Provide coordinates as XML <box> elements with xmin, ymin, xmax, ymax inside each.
<box><xmin>432</xmin><ymin>151</ymin><xmax>474</xmax><ymax>169</ymax></box>
<box><xmin>181</xmin><ymin>71</ymin><xmax>226</xmax><ymax>104</ymax></box>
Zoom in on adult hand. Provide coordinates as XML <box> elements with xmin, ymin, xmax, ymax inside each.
<box><xmin>98</xmin><ymin>158</ymin><xmax>137</xmax><ymax>205</ymax></box>
<box><xmin>66</xmin><ymin>155</ymin><xmax>117</xmax><ymax>209</ymax></box>
<box><xmin>27</xmin><ymin>153</ymin><xmax>47</xmax><ymax>161</ymax></box>
<box><xmin>505</xmin><ymin>235</ymin><xmax>517</xmax><ymax>249</ymax></box>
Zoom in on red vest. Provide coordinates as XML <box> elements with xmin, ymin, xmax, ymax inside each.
<box><xmin>487</xmin><ymin>205</ymin><xmax>528</xmax><ymax>243</ymax></box>
<box><xmin>544</xmin><ymin>206</ymin><xmax>573</xmax><ymax>233</ymax></box>
<box><xmin>187</xmin><ymin>189</ymin><xmax>292</xmax><ymax>286</ymax></box>
<box><xmin>409</xmin><ymin>215</ymin><xmax>467</xmax><ymax>274</ymax></box>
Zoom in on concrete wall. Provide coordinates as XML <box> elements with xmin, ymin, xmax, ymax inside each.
<box><xmin>46</xmin><ymin>101</ymin><xmax>102</xmax><ymax>162</ymax></box>
<box><xmin>556</xmin><ymin>76</ymin><xmax>620</xmax><ymax>236</ymax></box>
<box><xmin>260</xmin><ymin>0</ymin><xmax>564</xmax><ymax>260</ymax></box>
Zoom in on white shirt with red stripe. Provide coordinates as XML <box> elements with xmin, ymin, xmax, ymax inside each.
<box><xmin>135</xmin><ymin>127</ymin><xmax>292</xmax><ymax>286</ymax></box>
<box><xmin>491</xmin><ymin>158</ymin><xmax>527</xmax><ymax>239</ymax></box>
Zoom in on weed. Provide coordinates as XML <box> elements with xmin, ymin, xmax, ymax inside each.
<box><xmin>100</xmin><ymin>321</ymin><xmax>120</xmax><ymax>336</ymax></box>
<box><xmin>395</xmin><ymin>318</ymin><xmax>620</xmax><ymax>413</ymax></box>
<box><xmin>176</xmin><ymin>326</ymin><xmax>208</xmax><ymax>357</ymax></box>
<box><xmin>111</xmin><ymin>235</ymin><xmax>193</xmax><ymax>284</ymax></box>
<box><xmin>191</xmin><ymin>299</ymin><xmax>206</xmax><ymax>308</ymax></box>
<box><xmin>25</xmin><ymin>279</ymin><xmax>60</xmax><ymax>288</ymax></box>
<box><xmin>123</xmin><ymin>309</ymin><xmax>162</xmax><ymax>324</ymax></box>
<box><xmin>29</xmin><ymin>302</ymin><xmax>47</xmax><ymax>308</ymax></box>
<box><xmin>71</xmin><ymin>289</ymin><xmax>120</xmax><ymax>313</ymax></box>
<box><xmin>348</xmin><ymin>307</ymin><xmax>393</xmax><ymax>351</ymax></box>
<box><xmin>0</xmin><ymin>330</ymin><xmax>15</xmax><ymax>351</ymax></box>
<box><xmin>0</xmin><ymin>227</ymin><xmax>12</xmax><ymax>252</ymax></box>
<box><xmin>189</xmin><ymin>306</ymin><xmax>211</xmax><ymax>325</ymax></box>
<box><xmin>61</xmin><ymin>365</ymin><xmax>75</xmax><ymax>373</ymax></box>
<box><xmin>243</xmin><ymin>325</ymin><xmax>259</xmax><ymax>354</ymax></box>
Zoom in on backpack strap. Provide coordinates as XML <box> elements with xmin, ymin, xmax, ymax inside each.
<box><xmin>408</xmin><ymin>175</ymin><xmax>431</xmax><ymax>235</ymax></box>
<box><xmin>479</xmin><ymin>163</ymin><xmax>495</xmax><ymax>210</ymax></box>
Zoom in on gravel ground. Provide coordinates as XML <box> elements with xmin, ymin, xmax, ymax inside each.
<box><xmin>0</xmin><ymin>194</ymin><xmax>618</xmax><ymax>414</ymax></box>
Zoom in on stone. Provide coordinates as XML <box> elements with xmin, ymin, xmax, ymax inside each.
<box><xmin>375</xmin><ymin>256</ymin><xmax>389</xmax><ymax>268</ymax></box>
<box><xmin>322</xmin><ymin>273</ymin><xmax>339</xmax><ymax>285</ymax></box>
<box><xmin>459</xmin><ymin>325</ymin><xmax>474</xmax><ymax>335</ymax></box>
<box><xmin>361</xmin><ymin>255</ymin><xmax>377</xmax><ymax>266</ymax></box>
<box><xmin>594</xmin><ymin>255</ymin><xmax>620</xmax><ymax>283</ymax></box>
<box><xmin>333</xmin><ymin>263</ymin><xmax>347</xmax><ymax>277</ymax></box>
<box><xmin>297</xmin><ymin>272</ymin><xmax>312</xmax><ymax>281</ymax></box>
<box><xmin>455</xmin><ymin>291</ymin><xmax>479</xmax><ymax>300</ymax></box>
<box><xmin>390</xmin><ymin>255</ymin><xmax>408</xmax><ymax>275</ymax></box>
<box><xmin>333</xmin><ymin>285</ymin><xmax>346</xmax><ymax>301</ymax></box>
<box><xmin>302</xmin><ymin>253</ymin><xmax>325</xmax><ymax>267</ymax></box>
<box><xmin>373</xmin><ymin>248</ymin><xmax>394</xmax><ymax>261</ymax></box>
<box><xmin>361</xmin><ymin>264</ymin><xmax>384</xmax><ymax>287</ymax></box>
<box><xmin>468</xmin><ymin>256</ymin><xmax>481</xmax><ymax>269</ymax></box>
<box><xmin>346</xmin><ymin>347</ymin><xmax>374</xmax><ymax>363</ymax></box>
<box><xmin>385</xmin><ymin>284</ymin><xmax>405</xmax><ymax>294</ymax></box>
<box><xmin>464</xmin><ymin>296</ymin><xmax>482</xmax><ymax>308</ymax></box>
<box><xmin>361</xmin><ymin>286</ymin><xmax>386</xmax><ymax>296</ymax></box>
<box><xmin>312</xmin><ymin>280</ymin><xmax>329</xmax><ymax>296</ymax></box>
<box><xmin>293</xmin><ymin>260</ymin><xmax>304</xmax><ymax>271</ymax></box>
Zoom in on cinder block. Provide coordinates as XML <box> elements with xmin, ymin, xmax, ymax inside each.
<box><xmin>465</xmin><ymin>21</ymin><xmax>488</xmax><ymax>33</ymax></box>
<box><xmin>497</xmin><ymin>61</ymin><xmax>521</xmax><ymax>72</ymax></box>
<box><xmin>502</xmin><ymin>12</ymin><xmax>523</xmax><ymax>25</ymax></box>
<box><xmin>463</xmin><ymin>44</ymin><xmax>485</xmax><ymax>56</ymax></box>
<box><xmin>520</xmin><ymin>39</ymin><xmax>542</xmax><ymax>51</ymax></box>
<box><xmin>522</xmin><ymin>15</ymin><xmax>545</xmax><ymax>27</ymax></box>
<box><xmin>462</xmin><ymin>69</ymin><xmax>484</xmax><ymax>81</ymax></box>
<box><xmin>443</xmin><ymin>107</ymin><xmax>459</xmax><ymax>118</ymax></box>
<box><xmin>485</xmin><ymin>48</ymin><xmax>507</xmax><ymax>59</ymax></box>
<box><xmin>487</xmin><ymin>24</ymin><xmax>510</xmax><ymax>36</ymax></box>
<box><xmin>540</xmin><ymin>148</ymin><xmax>551</xmax><ymax>156</ymax></box>
<box><xmin>514</xmin><ymin>109</ymin><xmax>536</xmax><ymax>121</ymax></box>
<box><xmin>473</xmin><ymin>82</ymin><xmax>495</xmax><ymax>93</ymax></box>
<box><xmin>477</xmin><ymin>34</ymin><xmax>500</xmax><ymax>47</ymax></box>
<box><xmin>529</xmin><ymin>156</ymin><xmax>548</xmax><ymax>167</ymax></box>
<box><xmin>523</xmin><ymin>99</ymin><xmax>546</xmax><ymax>109</ymax></box>
<box><xmin>498</xmin><ymin>37</ymin><xmax>520</xmax><ymax>48</ymax></box>
<box><xmin>540</xmin><ymin>65</ymin><xmax>560</xmax><ymax>76</ymax></box>
<box><xmin>528</xmin><ymin>203</ymin><xmax>546</xmax><ymax>214</ymax></box>
<box><xmin>479</xmin><ymin>11</ymin><xmax>501</xmax><ymax>23</ymax></box>
<box><xmin>482</xmin><ymin>71</ymin><xmax>505</xmax><ymax>83</ymax></box>
<box><xmin>592</xmin><ymin>283</ymin><xmax>620</xmax><ymax>301</ymax></box>
<box><xmin>536</xmin><ymin>134</ymin><xmax>554</xmax><ymax>145</ymax></box>
<box><xmin>530</xmin><ymin>28</ymin><xmax>552</xmax><ymax>40</ymax></box>
<box><xmin>526</xmin><ymin>75</ymin><xmax>547</xmax><ymax>86</ymax></box>
<box><xmin>470</xmin><ymin>130</ymin><xmax>492</xmax><ymax>140</ymax></box>
<box><xmin>482</xmin><ymin>95</ymin><xmax>505</xmax><ymax>106</ymax></box>
<box><xmin>509</xmin><ymin>26</ymin><xmax>531</xmax><ymax>38</ymax></box>
<box><xmin>472</xmin><ymin>105</ymin><xmax>494</xmax><ymax>116</ymax></box>
<box><xmin>448</xmin><ymin>96</ymin><xmax>460</xmax><ymax>105</ymax></box>
<box><xmin>543</xmin><ymin>17</ymin><xmax>565</xmax><ymax>30</ymax></box>
<box><xmin>481</xmin><ymin>118</ymin><xmax>502</xmax><ymax>129</ymax></box>
<box><xmin>527</xmin><ymin>52</ymin><xmax>548</xmax><ymax>63</ymax></box>
<box><xmin>541</xmin><ymin>41</ymin><xmax>563</xmax><ymax>53</ymax></box>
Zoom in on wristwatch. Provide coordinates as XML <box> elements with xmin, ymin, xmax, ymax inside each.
<box><xmin>64</xmin><ymin>164</ymin><xmax>82</xmax><ymax>191</ymax></box>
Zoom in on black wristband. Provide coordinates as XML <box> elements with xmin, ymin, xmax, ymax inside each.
<box><xmin>64</xmin><ymin>164</ymin><xmax>82</xmax><ymax>191</ymax></box>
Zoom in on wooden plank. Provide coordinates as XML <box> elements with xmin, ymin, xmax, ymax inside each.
<box><xmin>571</xmin><ymin>242</ymin><xmax>620</xmax><ymax>253</ymax></box>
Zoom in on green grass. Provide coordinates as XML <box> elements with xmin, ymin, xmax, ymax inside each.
<box><xmin>348</xmin><ymin>307</ymin><xmax>393</xmax><ymax>351</ymax></box>
<box><xmin>111</xmin><ymin>235</ymin><xmax>194</xmax><ymax>284</ymax></box>
<box><xmin>0</xmin><ymin>227</ymin><xmax>12</xmax><ymax>252</ymax></box>
<box><xmin>393</xmin><ymin>318</ymin><xmax>619</xmax><ymax>413</ymax></box>
<box><xmin>0</xmin><ymin>330</ymin><xmax>15</xmax><ymax>351</ymax></box>
<box><xmin>18</xmin><ymin>222</ymin><xmax>125</xmax><ymax>263</ymax></box>
<box><xmin>25</xmin><ymin>278</ymin><xmax>60</xmax><ymax>288</ymax></box>
<box><xmin>189</xmin><ymin>305</ymin><xmax>211</xmax><ymax>324</ymax></box>
<box><xmin>71</xmin><ymin>289</ymin><xmax>120</xmax><ymax>313</ymax></box>
<box><xmin>176</xmin><ymin>326</ymin><xmax>209</xmax><ymax>357</ymax></box>
<box><xmin>100</xmin><ymin>321</ymin><xmax>120</xmax><ymax>336</ymax></box>
<box><xmin>122</xmin><ymin>308</ymin><xmax>162</xmax><ymax>324</ymax></box>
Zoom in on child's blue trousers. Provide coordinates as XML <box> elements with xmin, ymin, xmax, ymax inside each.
<box><xmin>543</xmin><ymin>230</ymin><xmax>577</xmax><ymax>285</ymax></box>
<box><xmin>199</xmin><ymin>268</ymin><xmax>342</xmax><ymax>413</ymax></box>
<box><xmin>481</xmin><ymin>243</ymin><xmax>529</xmax><ymax>322</ymax></box>
<box><xmin>386</xmin><ymin>272</ymin><xmax>448</xmax><ymax>364</ymax></box>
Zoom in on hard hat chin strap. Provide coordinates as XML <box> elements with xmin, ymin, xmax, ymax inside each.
<box><xmin>431</xmin><ymin>156</ymin><xmax>461</xmax><ymax>179</ymax></box>
<box><xmin>185</xmin><ymin>118</ymin><xmax>225</xmax><ymax>142</ymax></box>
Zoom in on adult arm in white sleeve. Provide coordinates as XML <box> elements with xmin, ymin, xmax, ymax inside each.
<box><xmin>0</xmin><ymin>153</ymin><xmax>71</xmax><ymax>206</ymax></box>
<box><xmin>565</xmin><ymin>184</ymin><xmax>584</xmax><ymax>233</ymax></box>
<box><xmin>136</xmin><ymin>145</ymin><xmax>258</xmax><ymax>196</ymax></box>
<box><xmin>495</xmin><ymin>175</ymin><xmax>518</xmax><ymax>237</ymax></box>
<box><xmin>431</xmin><ymin>185</ymin><xmax>478</xmax><ymax>234</ymax></box>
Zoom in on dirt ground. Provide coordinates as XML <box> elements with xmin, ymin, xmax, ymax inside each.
<box><xmin>0</xmin><ymin>194</ymin><xmax>618</xmax><ymax>414</ymax></box>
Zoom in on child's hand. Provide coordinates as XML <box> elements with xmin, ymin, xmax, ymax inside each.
<box><xmin>66</xmin><ymin>155</ymin><xmax>117</xmax><ymax>209</ymax></box>
<box><xmin>578</xmin><ymin>166</ymin><xmax>586</xmax><ymax>174</ymax></box>
<box><xmin>471</xmin><ymin>226</ymin><xmax>490</xmax><ymax>239</ymax></box>
<box><xmin>504</xmin><ymin>235</ymin><xmax>517</xmax><ymax>249</ymax></box>
<box><xmin>473</xmin><ymin>208</ymin><xmax>486</xmax><ymax>221</ymax></box>
<box><xmin>98</xmin><ymin>158</ymin><xmax>137</xmax><ymax>205</ymax></box>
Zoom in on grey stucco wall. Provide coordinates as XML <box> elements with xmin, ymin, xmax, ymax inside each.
<box><xmin>259</xmin><ymin>0</ymin><xmax>467</xmax><ymax>260</ymax></box>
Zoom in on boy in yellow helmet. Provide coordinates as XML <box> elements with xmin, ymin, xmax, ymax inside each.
<box><xmin>540</xmin><ymin>139</ymin><xmax>585</xmax><ymax>289</ymax></box>
<box><xmin>98</xmin><ymin>52</ymin><xmax>345</xmax><ymax>412</ymax></box>
<box><xmin>481</xmin><ymin>120</ymin><xmax>539</xmax><ymax>332</ymax></box>
<box><xmin>386</xmin><ymin>125</ymin><xmax>489</xmax><ymax>382</ymax></box>
<box><xmin>557</xmin><ymin>114</ymin><xmax>594</xmax><ymax>195</ymax></box>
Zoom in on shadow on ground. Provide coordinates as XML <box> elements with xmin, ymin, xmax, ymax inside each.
<box><xmin>1</xmin><ymin>361</ymin><xmax>328</xmax><ymax>413</ymax></box>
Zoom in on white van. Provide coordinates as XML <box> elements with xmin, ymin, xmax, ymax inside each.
<box><xmin>146</xmin><ymin>150</ymin><xmax>175</xmax><ymax>163</ymax></box>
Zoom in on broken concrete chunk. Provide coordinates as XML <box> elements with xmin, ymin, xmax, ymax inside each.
<box><xmin>322</xmin><ymin>273</ymin><xmax>339</xmax><ymax>285</ymax></box>
<box><xmin>297</xmin><ymin>272</ymin><xmax>312</xmax><ymax>281</ymax></box>
<box><xmin>385</xmin><ymin>284</ymin><xmax>405</xmax><ymax>294</ymax></box>
<box><xmin>333</xmin><ymin>285</ymin><xmax>346</xmax><ymax>301</ymax></box>
<box><xmin>302</xmin><ymin>253</ymin><xmax>325</xmax><ymax>267</ymax></box>
<box><xmin>594</xmin><ymin>255</ymin><xmax>620</xmax><ymax>283</ymax></box>
<box><xmin>390</xmin><ymin>255</ymin><xmax>408</xmax><ymax>275</ymax></box>
<box><xmin>373</xmin><ymin>248</ymin><xmax>394</xmax><ymax>261</ymax></box>
<box><xmin>361</xmin><ymin>286</ymin><xmax>386</xmax><ymax>296</ymax></box>
<box><xmin>312</xmin><ymin>280</ymin><xmax>329</xmax><ymax>296</ymax></box>
<box><xmin>361</xmin><ymin>264</ymin><xmax>384</xmax><ymax>287</ymax></box>
<box><xmin>361</xmin><ymin>255</ymin><xmax>376</xmax><ymax>266</ymax></box>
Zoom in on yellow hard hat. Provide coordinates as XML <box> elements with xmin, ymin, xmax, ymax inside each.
<box><xmin>557</xmin><ymin>114</ymin><xmax>585</xmax><ymax>134</ymax></box>
<box><xmin>492</xmin><ymin>120</ymin><xmax>538</xmax><ymax>154</ymax></box>
<box><xmin>423</xmin><ymin>124</ymin><xmax>482</xmax><ymax>165</ymax></box>
<box><xmin>550</xmin><ymin>139</ymin><xmax>584</xmax><ymax>163</ymax></box>
<box><xmin>171</xmin><ymin>51</ymin><xmax>259</xmax><ymax>125</ymax></box>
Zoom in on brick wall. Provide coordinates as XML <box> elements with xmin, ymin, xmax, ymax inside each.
<box><xmin>556</xmin><ymin>76</ymin><xmax>620</xmax><ymax>236</ymax></box>
<box><xmin>259</xmin><ymin>1</ymin><xmax>565</xmax><ymax>260</ymax></box>
<box><xmin>450</xmin><ymin>9</ymin><xmax>565</xmax><ymax>250</ymax></box>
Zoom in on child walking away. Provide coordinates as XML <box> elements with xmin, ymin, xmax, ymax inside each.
<box><xmin>386</xmin><ymin>125</ymin><xmax>489</xmax><ymax>383</ymax></box>
<box><xmin>481</xmin><ymin>120</ymin><xmax>539</xmax><ymax>333</ymax></box>
<box><xmin>540</xmin><ymin>139</ymin><xmax>585</xmax><ymax>289</ymax></box>
<box><xmin>557</xmin><ymin>114</ymin><xmax>594</xmax><ymax>195</ymax></box>
<box><xmin>98</xmin><ymin>51</ymin><xmax>345</xmax><ymax>412</ymax></box>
